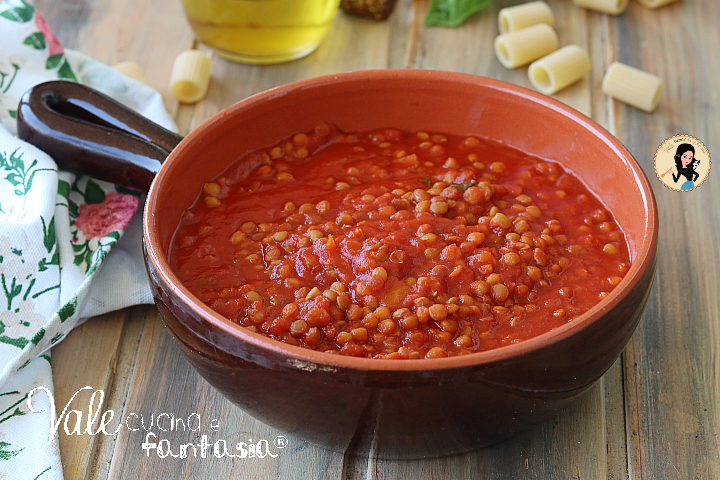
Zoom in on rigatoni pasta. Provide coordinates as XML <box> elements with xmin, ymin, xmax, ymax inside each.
<box><xmin>602</xmin><ymin>62</ymin><xmax>663</xmax><ymax>112</ymax></box>
<box><xmin>572</xmin><ymin>0</ymin><xmax>629</xmax><ymax>14</ymax></box>
<box><xmin>528</xmin><ymin>45</ymin><xmax>591</xmax><ymax>95</ymax></box>
<box><xmin>113</xmin><ymin>61</ymin><xmax>150</xmax><ymax>86</ymax></box>
<box><xmin>494</xmin><ymin>24</ymin><xmax>559</xmax><ymax>69</ymax></box>
<box><xmin>170</xmin><ymin>50</ymin><xmax>212</xmax><ymax>104</ymax></box>
<box><xmin>498</xmin><ymin>1</ymin><xmax>554</xmax><ymax>34</ymax></box>
<box><xmin>636</xmin><ymin>0</ymin><xmax>680</xmax><ymax>8</ymax></box>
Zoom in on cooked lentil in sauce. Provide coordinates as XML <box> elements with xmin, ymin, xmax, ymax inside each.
<box><xmin>170</xmin><ymin>124</ymin><xmax>630</xmax><ymax>359</ymax></box>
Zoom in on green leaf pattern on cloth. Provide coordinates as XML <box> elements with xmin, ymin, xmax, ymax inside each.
<box><xmin>0</xmin><ymin>1</ymin><xmax>178</xmax><ymax>478</ymax></box>
<box><xmin>0</xmin><ymin>0</ymin><xmax>32</xmax><ymax>23</ymax></box>
<box><xmin>44</xmin><ymin>54</ymin><xmax>61</xmax><ymax>70</ymax></box>
<box><xmin>0</xmin><ymin>0</ymin><xmax>76</xmax><ymax>134</ymax></box>
<box><xmin>22</xmin><ymin>32</ymin><xmax>45</xmax><ymax>50</ymax></box>
<box><xmin>0</xmin><ymin>170</ymin><xmax>140</xmax><ymax>376</ymax></box>
<box><xmin>67</xmin><ymin>178</ymin><xmax>139</xmax><ymax>273</ymax></box>
<box><xmin>1</xmin><ymin>148</ymin><xmax>56</xmax><ymax>199</ymax></box>
<box><xmin>0</xmin><ymin>441</ymin><xmax>22</xmax><ymax>461</ymax></box>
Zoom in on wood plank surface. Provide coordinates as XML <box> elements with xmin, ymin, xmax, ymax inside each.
<box><xmin>107</xmin><ymin>308</ymin><xmax>345</xmax><ymax>480</ymax></box>
<box><xmin>41</xmin><ymin>0</ymin><xmax>720</xmax><ymax>478</ymax></box>
<box><xmin>613</xmin><ymin>2</ymin><xmax>720</xmax><ymax>479</ymax></box>
<box><xmin>50</xmin><ymin>306</ymin><xmax>147</xmax><ymax>480</ymax></box>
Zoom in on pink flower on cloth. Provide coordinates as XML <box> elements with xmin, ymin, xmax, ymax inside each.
<box><xmin>34</xmin><ymin>12</ymin><xmax>63</xmax><ymax>57</ymax></box>
<box><xmin>73</xmin><ymin>192</ymin><xmax>139</xmax><ymax>240</ymax></box>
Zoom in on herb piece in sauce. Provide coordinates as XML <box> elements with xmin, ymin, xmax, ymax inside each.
<box><xmin>449</xmin><ymin>179</ymin><xmax>477</xmax><ymax>193</ymax></box>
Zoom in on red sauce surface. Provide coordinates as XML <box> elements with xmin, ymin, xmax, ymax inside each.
<box><xmin>170</xmin><ymin>125</ymin><xmax>630</xmax><ymax>359</ymax></box>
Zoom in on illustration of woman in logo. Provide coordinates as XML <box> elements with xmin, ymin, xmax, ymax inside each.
<box><xmin>672</xmin><ymin>143</ymin><xmax>700</xmax><ymax>190</ymax></box>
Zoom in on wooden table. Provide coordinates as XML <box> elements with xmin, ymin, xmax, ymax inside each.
<box><xmin>38</xmin><ymin>0</ymin><xmax>719</xmax><ymax>478</ymax></box>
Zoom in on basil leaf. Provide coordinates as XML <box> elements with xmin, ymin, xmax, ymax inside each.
<box><xmin>424</xmin><ymin>0</ymin><xmax>491</xmax><ymax>28</ymax></box>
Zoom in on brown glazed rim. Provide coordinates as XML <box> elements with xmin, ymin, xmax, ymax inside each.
<box><xmin>144</xmin><ymin>69</ymin><xmax>658</xmax><ymax>373</ymax></box>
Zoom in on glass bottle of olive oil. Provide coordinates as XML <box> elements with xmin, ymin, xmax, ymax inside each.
<box><xmin>180</xmin><ymin>0</ymin><xmax>341</xmax><ymax>64</ymax></box>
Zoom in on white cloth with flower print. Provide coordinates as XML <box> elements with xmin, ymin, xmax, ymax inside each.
<box><xmin>0</xmin><ymin>1</ymin><xmax>177</xmax><ymax>478</ymax></box>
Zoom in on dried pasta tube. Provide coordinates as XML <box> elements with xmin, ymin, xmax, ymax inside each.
<box><xmin>528</xmin><ymin>45</ymin><xmax>591</xmax><ymax>95</ymax></box>
<box><xmin>170</xmin><ymin>50</ymin><xmax>212</xmax><ymax>104</ymax></box>
<box><xmin>498</xmin><ymin>1</ymin><xmax>554</xmax><ymax>34</ymax></box>
<box><xmin>602</xmin><ymin>62</ymin><xmax>663</xmax><ymax>112</ymax></box>
<box><xmin>572</xmin><ymin>0</ymin><xmax>629</xmax><ymax>14</ymax></box>
<box><xmin>494</xmin><ymin>24</ymin><xmax>559</xmax><ymax>69</ymax></box>
<box><xmin>636</xmin><ymin>0</ymin><xmax>681</xmax><ymax>8</ymax></box>
<box><xmin>113</xmin><ymin>61</ymin><xmax>150</xmax><ymax>85</ymax></box>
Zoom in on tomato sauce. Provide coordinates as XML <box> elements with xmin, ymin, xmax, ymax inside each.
<box><xmin>170</xmin><ymin>125</ymin><xmax>630</xmax><ymax>359</ymax></box>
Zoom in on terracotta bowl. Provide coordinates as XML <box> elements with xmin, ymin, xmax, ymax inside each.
<box><xmin>142</xmin><ymin>70</ymin><xmax>657</xmax><ymax>458</ymax></box>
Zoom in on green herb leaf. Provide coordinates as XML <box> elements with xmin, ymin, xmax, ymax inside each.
<box><xmin>421</xmin><ymin>176</ymin><xmax>433</xmax><ymax>186</ymax></box>
<box><xmin>424</xmin><ymin>0</ymin><xmax>491</xmax><ymax>28</ymax></box>
<box><xmin>449</xmin><ymin>179</ymin><xmax>477</xmax><ymax>194</ymax></box>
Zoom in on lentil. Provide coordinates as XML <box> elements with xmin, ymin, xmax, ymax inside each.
<box><xmin>171</xmin><ymin>125</ymin><xmax>630</xmax><ymax>359</ymax></box>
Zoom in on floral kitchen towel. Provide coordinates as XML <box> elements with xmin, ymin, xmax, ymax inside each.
<box><xmin>0</xmin><ymin>1</ymin><xmax>177</xmax><ymax>478</ymax></box>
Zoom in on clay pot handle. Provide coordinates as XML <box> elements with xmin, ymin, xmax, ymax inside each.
<box><xmin>16</xmin><ymin>80</ymin><xmax>183</xmax><ymax>192</ymax></box>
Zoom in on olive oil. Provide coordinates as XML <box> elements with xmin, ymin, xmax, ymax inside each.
<box><xmin>180</xmin><ymin>0</ymin><xmax>341</xmax><ymax>64</ymax></box>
